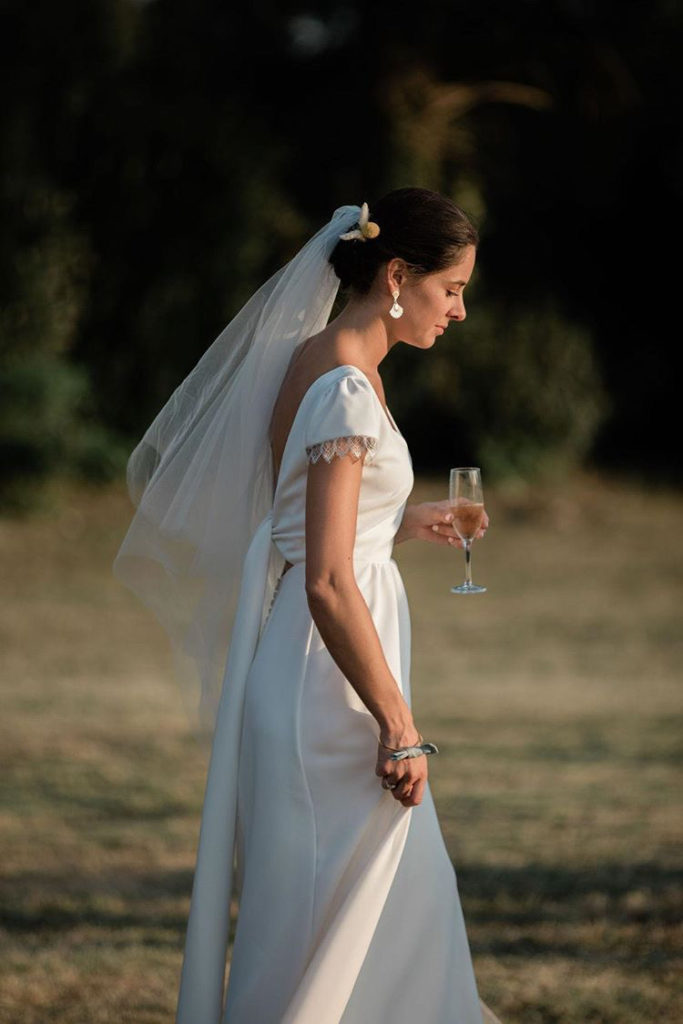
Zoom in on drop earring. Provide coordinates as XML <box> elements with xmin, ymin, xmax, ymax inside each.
<box><xmin>389</xmin><ymin>290</ymin><xmax>403</xmax><ymax>319</ymax></box>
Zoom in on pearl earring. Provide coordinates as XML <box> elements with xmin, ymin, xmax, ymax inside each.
<box><xmin>389</xmin><ymin>290</ymin><xmax>403</xmax><ymax>319</ymax></box>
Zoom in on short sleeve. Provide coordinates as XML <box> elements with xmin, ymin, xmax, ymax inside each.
<box><xmin>304</xmin><ymin>372</ymin><xmax>381</xmax><ymax>465</ymax></box>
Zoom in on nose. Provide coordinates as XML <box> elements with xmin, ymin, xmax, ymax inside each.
<box><xmin>449</xmin><ymin>296</ymin><xmax>466</xmax><ymax>322</ymax></box>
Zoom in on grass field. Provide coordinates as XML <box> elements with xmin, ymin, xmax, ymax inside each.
<box><xmin>1</xmin><ymin>472</ymin><xmax>681</xmax><ymax>1023</ymax></box>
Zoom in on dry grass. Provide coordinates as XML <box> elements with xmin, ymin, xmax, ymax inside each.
<box><xmin>0</xmin><ymin>472</ymin><xmax>681</xmax><ymax>1023</ymax></box>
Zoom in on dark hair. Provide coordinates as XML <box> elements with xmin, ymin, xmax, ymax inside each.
<box><xmin>328</xmin><ymin>187</ymin><xmax>479</xmax><ymax>295</ymax></box>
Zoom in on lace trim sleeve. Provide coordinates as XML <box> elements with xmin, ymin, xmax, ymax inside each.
<box><xmin>305</xmin><ymin>435</ymin><xmax>378</xmax><ymax>465</ymax></box>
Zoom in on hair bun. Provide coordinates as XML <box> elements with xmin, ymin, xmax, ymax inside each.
<box><xmin>329</xmin><ymin>187</ymin><xmax>478</xmax><ymax>295</ymax></box>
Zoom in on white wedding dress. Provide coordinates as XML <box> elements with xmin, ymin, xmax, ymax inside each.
<box><xmin>176</xmin><ymin>365</ymin><xmax>496</xmax><ymax>1024</ymax></box>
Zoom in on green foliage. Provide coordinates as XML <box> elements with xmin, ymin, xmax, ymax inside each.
<box><xmin>390</xmin><ymin>299</ymin><xmax>607</xmax><ymax>483</ymax></box>
<box><xmin>456</xmin><ymin>300</ymin><xmax>608</xmax><ymax>480</ymax></box>
<box><xmin>0</xmin><ymin>0</ymin><xmax>678</xmax><ymax>507</ymax></box>
<box><xmin>70</xmin><ymin>424</ymin><xmax>130</xmax><ymax>485</ymax></box>
<box><xmin>0</xmin><ymin>353</ymin><xmax>129</xmax><ymax>512</ymax></box>
<box><xmin>0</xmin><ymin>181</ymin><xmax>90</xmax><ymax>358</ymax></box>
<box><xmin>0</xmin><ymin>176</ymin><xmax>128</xmax><ymax>511</ymax></box>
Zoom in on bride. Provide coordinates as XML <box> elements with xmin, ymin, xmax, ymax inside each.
<box><xmin>114</xmin><ymin>187</ymin><xmax>501</xmax><ymax>1023</ymax></box>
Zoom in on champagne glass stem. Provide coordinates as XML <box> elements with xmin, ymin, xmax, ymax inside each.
<box><xmin>463</xmin><ymin>539</ymin><xmax>473</xmax><ymax>586</ymax></box>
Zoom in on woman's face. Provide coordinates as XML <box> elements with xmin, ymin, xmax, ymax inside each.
<box><xmin>391</xmin><ymin>244</ymin><xmax>476</xmax><ymax>349</ymax></box>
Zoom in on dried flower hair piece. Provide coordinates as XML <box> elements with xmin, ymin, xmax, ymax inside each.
<box><xmin>339</xmin><ymin>202</ymin><xmax>380</xmax><ymax>241</ymax></box>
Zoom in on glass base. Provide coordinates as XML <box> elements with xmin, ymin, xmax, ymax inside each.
<box><xmin>451</xmin><ymin>583</ymin><xmax>487</xmax><ymax>594</ymax></box>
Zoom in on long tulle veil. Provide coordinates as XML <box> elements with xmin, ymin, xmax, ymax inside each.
<box><xmin>113</xmin><ymin>204</ymin><xmax>362</xmax><ymax>748</ymax></box>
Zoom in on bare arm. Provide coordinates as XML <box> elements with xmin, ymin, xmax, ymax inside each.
<box><xmin>304</xmin><ymin>450</ymin><xmax>426</xmax><ymax>805</ymax></box>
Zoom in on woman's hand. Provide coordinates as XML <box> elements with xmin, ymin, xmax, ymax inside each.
<box><xmin>395</xmin><ymin>499</ymin><xmax>489</xmax><ymax>547</ymax></box>
<box><xmin>375</xmin><ymin>733</ymin><xmax>428</xmax><ymax>807</ymax></box>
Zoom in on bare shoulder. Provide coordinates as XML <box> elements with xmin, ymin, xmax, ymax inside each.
<box><xmin>270</xmin><ymin>331</ymin><xmax>383</xmax><ymax>461</ymax></box>
<box><xmin>269</xmin><ymin>334</ymin><xmax>341</xmax><ymax>479</ymax></box>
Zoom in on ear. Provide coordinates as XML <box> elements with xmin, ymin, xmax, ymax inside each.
<box><xmin>385</xmin><ymin>257</ymin><xmax>408</xmax><ymax>293</ymax></box>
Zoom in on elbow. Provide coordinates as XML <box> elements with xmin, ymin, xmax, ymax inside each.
<box><xmin>305</xmin><ymin>570</ymin><xmax>356</xmax><ymax>611</ymax></box>
<box><xmin>305</xmin><ymin>577</ymin><xmax>336</xmax><ymax>610</ymax></box>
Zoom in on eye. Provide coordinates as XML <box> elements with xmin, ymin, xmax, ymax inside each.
<box><xmin>447</xmin><ymin>290</ymin><xmax>461</xmax><ymax>298</ymax></box>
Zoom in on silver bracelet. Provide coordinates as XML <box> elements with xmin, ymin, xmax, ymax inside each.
<box><xmin>387</xmin><ymin>741</ymin><xmax>439</xmax><ymax>761</ymax></box>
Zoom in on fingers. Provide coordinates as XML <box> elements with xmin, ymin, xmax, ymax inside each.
<box><xmin>429</xmin><ymin>521</ymin><xmax>463</xmax><ymax>547</ymax></box>
<box><xmin>401</xmin><ymin>776</ymin><xmax>425</xmax><ymax>807</ymax></box>
<box><xmin>476</xmin><ymin>509</ymin><xmax>490</xmax><ymax>539</ymax></box>
<box><xmin>428</xmin><ymin>513</ymin><xmax>462</xmax><ymax>547</ymax></box>
<box><xmin>378</xmin><ymin>763</ymin><xmax>426</xmax><ymax>805</ymax></box>
<box><xmin>429</xmin><ymin>527</ymin><xmax>464</xmax><ymax>548</ymax></box>
<box><xmin>429</xmin><ymin>505</ymin><xmax>489</xmax><ymax>544</ymax></box>
<box><xmin>376</xmin><ymin>738</ymin><xmax>428</xmax><ymax>806</ymax></box>
<box><xmin>390</xmin><ymin>771</ymin><xmax>425</xmax><ymax>806</ymax></box>
<box><xmin>390</xmin><ymin>773</ymin><xmax>413</xmax><ymax>800</ymax></box>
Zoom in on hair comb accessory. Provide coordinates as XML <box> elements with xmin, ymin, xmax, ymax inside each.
<box><xmin>339</xmin><ymin>201</ymin><xmax>380</xmax><ymax>241</ymax></box>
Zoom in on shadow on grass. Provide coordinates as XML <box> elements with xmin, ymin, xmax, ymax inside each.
<box><xmin>1</xmin><ymin>860</ymin><xmax>679</xmax><ymax>966</ymax></box>
<box><xmin>0</xmin><ymin>866</ymin><xmax>193</xmax><ymax>939</ymax></box>
<box><xmin>455</xmin><ymin>859</ymin><xmax>679</xmax><ymax>967</ymax></box>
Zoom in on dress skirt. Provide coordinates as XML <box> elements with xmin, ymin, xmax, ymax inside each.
<box><xmin>223</xmin><ymin>560</ymin><xmax>484</xmax><ymax>1023</ymax></box>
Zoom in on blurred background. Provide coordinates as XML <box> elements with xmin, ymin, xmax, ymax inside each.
<box><xmin>1</xmin><ymin>1</ymin><xmax>680</xmax><ymax>1022</ymax></box>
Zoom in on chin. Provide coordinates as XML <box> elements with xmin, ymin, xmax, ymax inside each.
<box><xmin>402</xmin><ymin>334</ymin><xmax>437</xmax><ymax>350</ymax></box>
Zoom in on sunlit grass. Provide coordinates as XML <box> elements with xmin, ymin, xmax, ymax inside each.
<box><xmin>1</xmin><ymin>473</ymin><xmax>680</xmax><ymax>1023</ymax></box>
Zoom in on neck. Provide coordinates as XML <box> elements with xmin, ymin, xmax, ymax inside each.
<box><xmin>325</xmin><ymin>294</ymin><xmax>399</xmax><ymax>375</ymax></box>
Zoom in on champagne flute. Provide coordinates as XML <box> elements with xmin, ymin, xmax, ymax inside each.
<box><xmin>449</xmin><ymin>467</ymin><xmax>487</xmax><ymax>594</ymax></box>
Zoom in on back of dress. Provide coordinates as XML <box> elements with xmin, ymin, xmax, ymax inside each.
<box><xmin>176</xmin><ymin>362</ymin><xmax>487</xmax><ymax>1024</ymax></box>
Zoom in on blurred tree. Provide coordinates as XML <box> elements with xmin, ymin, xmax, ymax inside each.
<box><xmin>0</xmin><ymin>1</ymin><xmax>134</xmax><ymax>509</ymax></box>
<box><xmin>0</xmin><ymin>173</ymin><xmax>128</xmax><ymax>510</ymax></box>
<box><xmin>0</xmin><ymin>0</ymin><xmax>679</xmax><ymax>511</ymax></box>
<box><xmin>390</xmin><ymin>295</ymin><xmax>608</xmax><ymax>479</ymax></box>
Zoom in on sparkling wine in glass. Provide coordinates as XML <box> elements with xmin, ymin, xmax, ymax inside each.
<box><xmin>449</xmin><ymin>467</ymin><xmax>487</xmax><ymax>595</ymax></box>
